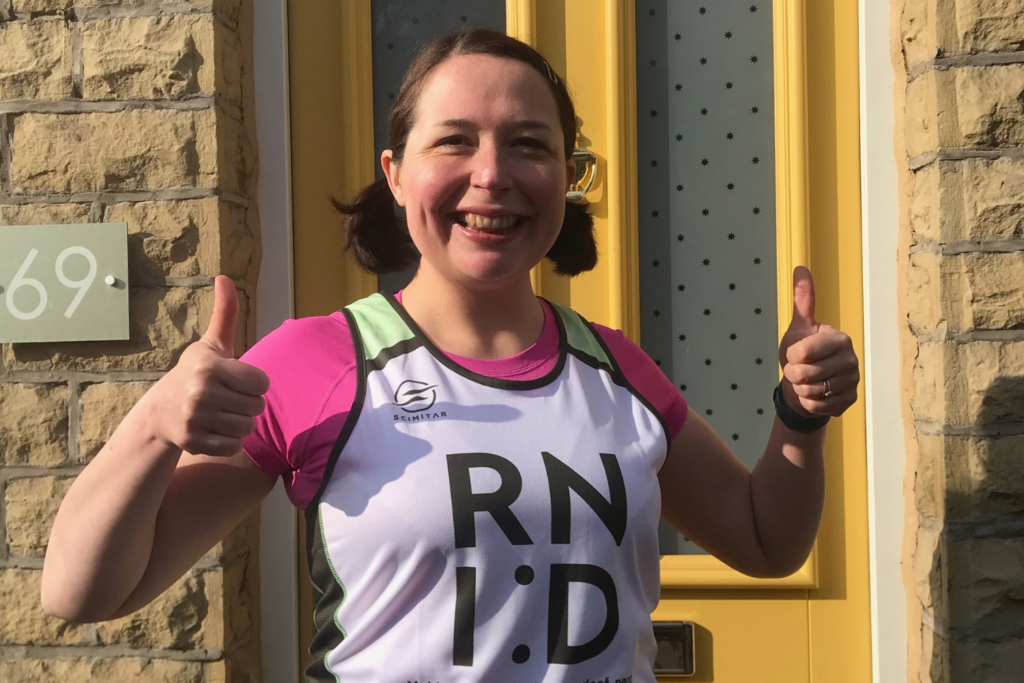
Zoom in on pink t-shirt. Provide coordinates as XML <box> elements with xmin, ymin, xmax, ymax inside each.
<box><xmin>241</xmin><ymin>293</ymin><xmax>688</xmax><ymax>509</ymax></box>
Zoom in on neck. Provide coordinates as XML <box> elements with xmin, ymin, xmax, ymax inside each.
<box><xmin>400</xmin><ymin>267</ymin><xmax>544</xmax><ymax>360</ymax></box>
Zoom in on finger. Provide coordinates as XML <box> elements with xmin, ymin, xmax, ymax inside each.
<box><xmin>791</xmin><ymin>266</ymin><xmax>817</xmax><ymax>330</ymax></box>
<box><xmin>796</xmin><ymin>389</ymin><xmax>858</xmax><ymax>417</ymax></box>
<box><xmin>215</xmin><ymin>359</ymin><xmax>271</xmax><ymax>397</ymax></box>
<box><xmin>202</xmin><ymin>276</ymin><xmax>238</xmax><ymax>359</ymax></box>
<box><xmin>784</xmin><ymin>354</ymin><xmax>859</xmax><ymax>385</ymax></box>
<box><xmin>788</xmin><ymin>371</ymin><xmax>859</xmax><ymax>399</ymax></box>
<box><xmin>201</xmin><ymin>383</ymin><xmax>267</xmax><ymax>417</ymax></box>
<box><xmin>206</xmin><ymin>412</ymin><xmax>257</xmax><ymax>439</ymax></box>
<box><xmin>786</xmin><ymin>329</ymin><xmax>853</xmax><ymax>365</ymax></box>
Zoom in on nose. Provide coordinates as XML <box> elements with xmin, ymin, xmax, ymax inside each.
<box><xmin>470</xmin><ymin>141</ymin><xmax>512</xmax><ymax>193</ymax></box>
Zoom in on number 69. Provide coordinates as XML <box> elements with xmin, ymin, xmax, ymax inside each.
<box><xmin>6</xmin><ymin>247</ymin><xmax>98</xmax><ymax>321</ymax></box>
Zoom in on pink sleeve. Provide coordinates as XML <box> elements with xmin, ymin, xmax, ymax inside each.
<box><xmin>239</xmin><ymin>314</ymin><xmax>359</xmax><ymax>509</ymax></box>
<box><xmin>592</xmin><ymin>324</ymin><xmax>689</xmax><ymax>440</ymax></box>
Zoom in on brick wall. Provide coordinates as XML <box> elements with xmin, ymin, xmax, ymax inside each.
<box><xmin>895</xmin><ymin>0</ymin><xmax>1024</xmax><ymax>681</ymax></box>
<box><xmin>0</xmin><ymin>0</ymin><xmax>262</xmax><ymax>680</ymax></box>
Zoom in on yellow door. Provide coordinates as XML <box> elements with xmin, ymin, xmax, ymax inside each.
<box><xmin>287</xmin><ymin>1</ymin><xmax>869</xmax><ymax>680</ymax></box>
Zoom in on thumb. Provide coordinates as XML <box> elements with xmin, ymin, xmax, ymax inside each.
<box><xmin>791</xmin><ymin>265</ymin><xmax>817</xmax><ymax>330</ymax></box>
<box><xmin>203</xmin><ymin>275</ymin><xmax>238</xmax><ymax>358</ymax></box>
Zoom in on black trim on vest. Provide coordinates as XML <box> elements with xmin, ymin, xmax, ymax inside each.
<box><xmin>306</xmin><ymin>307</ymin><xmax>368</xmax><ymax>515</ymax></box>
<box><xmin>382</xmin><ymin>292</ymin><xmax>569</xmax><ymax>391</ymax></box>
<box><xmin>366</xmin><ymin>336</ymin><xmax>426</xmax><ymax>373</ymax></box>
<box><xmin>304</xmin><ymin>508</ymin><xmax>349</xmax><ymax>682</ymax></box>
<box><xmin>303</xmin><ymin>308</ymin><xmax>367</xmax><ymax>682</ymax></box>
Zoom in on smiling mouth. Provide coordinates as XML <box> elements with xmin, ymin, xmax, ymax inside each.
<box><xmin>452</xmin><ymin>212</ymin><xmax>526</xmax><ymax>235</ymax></box>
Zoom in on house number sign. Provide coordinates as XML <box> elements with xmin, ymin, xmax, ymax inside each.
<box><xmin>0</xmin><ymin>223</ymin><xmax>129</xmax><ymax>343</ymax></box>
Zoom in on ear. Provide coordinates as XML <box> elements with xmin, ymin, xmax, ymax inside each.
<box><xmin>381</xmin><ymin>149</ymin><xmax>404</xmax><ymax>207</ymax></box>
<box><xmin>565</xmin><ymin>159</ymin><xmax>577</xmax><ymax>193</ymax></box>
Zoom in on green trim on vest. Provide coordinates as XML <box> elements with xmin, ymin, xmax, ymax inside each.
<box><xmin>549</xmin><ymin>302</ymin><xmax>612</xmax><ymax>367</ymax></box>
<box><xmin>346</xmin><ymin>293</ymin><xmax>415</xmax><ymax>363</ymax></box>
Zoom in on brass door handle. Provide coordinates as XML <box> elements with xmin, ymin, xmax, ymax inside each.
<box><xmin>567</xmin><ymin>147</ymin><xmax>597</xmax><ymax>203</ymax></box>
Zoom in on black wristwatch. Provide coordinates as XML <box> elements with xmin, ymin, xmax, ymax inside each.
<box><xmin>773</xmin><ymin>382</ymin><xmax>830</xmax><ymax>433</ymax></box>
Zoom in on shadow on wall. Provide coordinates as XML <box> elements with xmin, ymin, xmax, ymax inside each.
<box><xmin>922</xmin><ymin>375</ymin><xmax>1024</xmax><ymax>682</ymax></box>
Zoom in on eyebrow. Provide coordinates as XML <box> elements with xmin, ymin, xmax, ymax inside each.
<box><xmin>434</xmin><ymin>118</ymin><xmax>554</xmax><ymax>132</ymax></box>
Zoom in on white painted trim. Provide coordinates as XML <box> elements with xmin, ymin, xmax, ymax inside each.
<box><xmin>253</xmin><ymin>1</ymin><xmax>298</xmax><ymax>681</ymax></box>
<box><xmin>859</xmin><ymin>1</ymin><xmax>908</xmax><ymax>682</ymax></box>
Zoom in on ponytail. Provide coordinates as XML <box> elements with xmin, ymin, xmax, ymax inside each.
<box><xmin>546</xmin><ymin>202</ymin><xmax>597</xmax><ymax>276</ymax></box>
<box><xmin>330</xmin><ymin>178</ymin><xmax>419</xmax><ymax>275</ymax></box>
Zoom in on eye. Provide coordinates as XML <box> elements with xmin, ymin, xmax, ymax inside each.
<box><xmin>515</xmin><ymin>137</ymin><xmax>547</xmax><ymax>149</ymax></box>
<box><xmin>437</xmin><ymin>135</ymin><xmax>467</xmax><ymax>147</ymax></box>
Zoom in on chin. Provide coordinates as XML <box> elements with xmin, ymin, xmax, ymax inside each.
<box><xmin>449</xmin><ymin>255</ymin><xmax>537</xmax><ymax>288</ymax></box>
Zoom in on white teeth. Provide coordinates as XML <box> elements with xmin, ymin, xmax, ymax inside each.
<box><xmin>460</xmin><ymin>212</ymin><xmax>520</xmax><ymax>230</ymax></box>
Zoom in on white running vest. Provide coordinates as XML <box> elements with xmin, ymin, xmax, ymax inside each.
<box><xmin>305</xmin><ymin>293</ymin><xmax>669</xmax><ymax>683</ymax></box>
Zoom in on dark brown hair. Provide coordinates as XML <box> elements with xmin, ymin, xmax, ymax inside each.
<box><xmin>332</xmin><ymin>28</ymin><xmax>597</xmax><ymax>277</ymax></box>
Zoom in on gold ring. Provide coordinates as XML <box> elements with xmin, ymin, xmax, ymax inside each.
<box><xmin>823</xmin><ymin>379</ymin><xmax>834</xmax><ymax>398</ymax></box>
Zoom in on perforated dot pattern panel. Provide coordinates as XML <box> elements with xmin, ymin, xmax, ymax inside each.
<box><xmin>636</xmin><ymin>1</ymin><xmax>778</xmax><ymax>555</ymax></box>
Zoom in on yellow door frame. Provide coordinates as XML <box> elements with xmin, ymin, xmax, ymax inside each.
<box><xmin>287</xmin><ymin>0</ymin><xmax>869</xmax><ymax>678</ymax></box>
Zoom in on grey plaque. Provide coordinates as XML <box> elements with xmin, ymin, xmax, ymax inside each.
<box><xmin>0</xmin><ymin>223</ymin><xmax>129</xmax><ymax>343</ymax></box>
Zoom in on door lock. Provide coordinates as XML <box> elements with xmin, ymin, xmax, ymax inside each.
<box><xmin>652</xmin><ymin>621</ymin><xmax>695</xmax><ymax>676</ymax></box>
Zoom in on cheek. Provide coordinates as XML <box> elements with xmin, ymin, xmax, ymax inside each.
<box><xmin>404</xmin><ymin>161</ymin><xmax>465</xmax><ymax>211</ymax></box>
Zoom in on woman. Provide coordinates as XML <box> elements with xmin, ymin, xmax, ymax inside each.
<box><xmin>42</xmin><ymin>29</ymin><xmax>859</xmax><ymax>681</ymax></box>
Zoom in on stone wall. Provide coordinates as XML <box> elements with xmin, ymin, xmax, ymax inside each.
<box><xmin>0</xmin><ymin>0</ymin><xmax>262</xmax><ymax>680</ymax></box>
<box><xmin>895</xmin><ymin>0</ymin><xmax>1024</xmax><ymax>681</ymax></box>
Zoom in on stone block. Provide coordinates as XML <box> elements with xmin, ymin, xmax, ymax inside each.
<box><xmin>901</xmin><ymin>0</ymin><xmax>941</xmax><ymax>68</ymax></box>
<box><xmin>0</xmin><ymin>383</ymin><xmax>68</xmax><ymax>467</ymax></box>
<box><xmin>906</xmin><ymin>66</ymin><xmax>1024</xmax><ymax>156</ymax></box>
<box><xmin>913</xmin><ymin>342</ymin><xmax>1024</xmax><ymax>425</ymax></box>
<box><xmin>105</xmin><ymin>198</ymin><xmax>256</xmax><ymax>283</ymax></box>
<box><xmin>0</xmin><ymin>203</ymin><xmax>92</xmax><ymax>226</ymax></box>
<box><xmin>916</xmin><ymin>159</ymin><xmax>1024</xmax><ymax>244</ymax></box>
<box><xmin>912</xmin><ymin>342</ymin><xmax>964</xmax><ymax>424</ymax></box>
<box><xmin>0</xmin><ymin>18</ymin><xmax>71</xmax><ymax>101</ymax></box>
<box><xmin>905</xmin><ymin>71</ymin><xmax>941</xmax><ymax>159</ymax></box>
<box><xmin>915</xmin><ymin>432</ymin><xmax>948</xmax><ymax>521</ymax></box>
<box><xmin>97</xmin><ymin>569</ymin><xmax>222</xmax><ymax>650</ymax></box>
<box><xmin>954</xmin><ymin>65</ymin><xmax>1024</xmax><ymax>148</ymax></box>
<box><xmin>9</xmin><ymin>109</ymin><xmax>222</xmax><ymax>194</ymax></box>
<box><xmin>944</xmin><ymin>435</ymin><xmax>1024</xmax><ymax>519</ymax></box>
<box><xmin>906</xmin><ymin>251</ymin><xmax>945</xmax><ymax>333</ymax></box>
<box><xmin>0</xmin><ymin>568</ymin><xmax>87</xmax><ymax>645</ymax></box>
<box><xmin>947</xmin><ymin>537</ymin><xmax>1024</xmax><ymax>633</ymax></box>
<box><xmin>4</xmin><ymin>284</ymin><xmax>246</xmax><ymax>372</ymax></box>
<box><xmin>78</xmin><ymin>381</ymin><xmax>151</xmax><ymax>463</ymax></box>
<box><xmin>0</xmin><ymin>657</ymin><xmax>210</xmax><ymax>683</ymax></box>
<box><xmin>5</xmin><ymin>476</ymin><xmax>73</xmax><ymax>557</ymax></box>
<box><xmin>910</xmin><ymin>164</ymin><xmax>941</xmax><ymax>244</ymax></box>
<box><xmin>960</xmin><ymin>252</ymin><xmax>1024</xmax><ymax>330</ymax></box>
<box><xmin>955</xmin><ymin>0</ymin><xmax>1024</xmax><ymax>54</ymax></box>
<box><xmin>914</xmin><ymin>525</ymin><xmax>946</xmax><ymax>613</ymax></box>
<box><xmin>959</xmin><ymin>159</ymin><xmax>1024</xmax><ymax>241</ymax></box>
<box><xmin>82</xmin><ymin>15</ymin><xmax>218</xmax><ymax>101</ymax></box>
<box><xmin>920</xmin><ymin>618</ymin><xmax>950</xmax><ymax>683</ymax></box>
<box><xmin>962</xmin><ymin>342</ymin><xmax>1024</xmax><ymax>423</ymax></box>
<box><xmin>950</xmin><ymin>637</ymin><xmax>1024</xmax><ymax>682</ymax></box>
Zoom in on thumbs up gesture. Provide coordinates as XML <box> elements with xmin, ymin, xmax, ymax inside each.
<box><xmin>777</xmin><ymin>266</ymin><xmax>860</xmax><ymax>419</ymax></box>
<box><xmin>147</xmin><ymin>276</ymin><xmax>271</xmax><ymax>457</ymax></box>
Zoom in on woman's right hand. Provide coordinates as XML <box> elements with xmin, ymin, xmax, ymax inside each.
<box><xmin>43</xmin><ymin>275</ymin><xmax>277</xmax><ymax>623</ymax></box>
<box><xmin>146</xmin><ymin>275</ymin><xmax>270</xmax><ymax>457</ymax></box>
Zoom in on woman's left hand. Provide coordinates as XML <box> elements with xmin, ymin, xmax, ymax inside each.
<box><xmin>777</xmin><ymin>266</ymin><xmax>860</xmax><ymax>419</ymax></box>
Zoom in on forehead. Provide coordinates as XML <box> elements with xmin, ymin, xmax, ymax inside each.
<box><xmin>413</xmin><ymin>53</ymin><xmax>561</xmax><ymax>126</ymax></box>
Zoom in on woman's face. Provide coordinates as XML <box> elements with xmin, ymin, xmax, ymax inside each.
<box><xmin>382</xmin><ymin>54</ymin><xmax>574</xmax><ymax>290</ymax></box>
